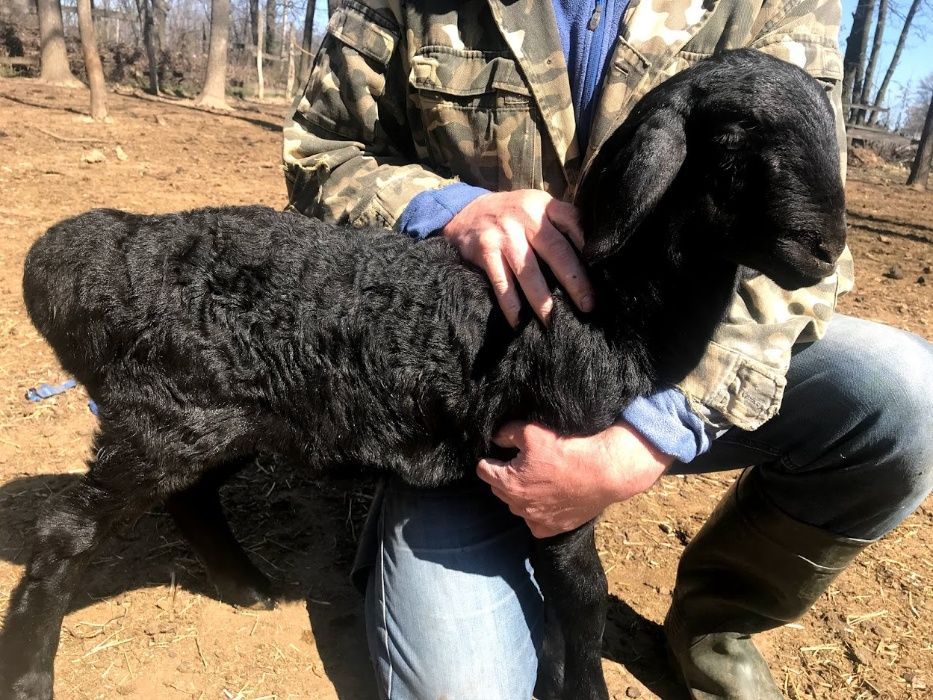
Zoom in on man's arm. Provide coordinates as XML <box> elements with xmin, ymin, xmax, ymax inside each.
<box><xmin>283</xmin><ymin>1</ymin><xmax>456</xmax><ymax>228</ymax></box>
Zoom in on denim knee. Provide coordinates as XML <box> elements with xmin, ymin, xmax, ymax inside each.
<box><xmin>760</xmin><ymin>316</ymin><xmax>933</xmax><ymax>538</ymax></box>
<box><xmin>364</xmin><ymin>480</ymin><xmax>543</xmax><ymax>699</ymax></box>
<box><xmin>824</xmin><ymin>318</ymin><xmax>933</xmax><ymax>504</ymax></box>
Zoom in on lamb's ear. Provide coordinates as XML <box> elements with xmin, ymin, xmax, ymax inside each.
<box><xmin>580</xmin><ymin>108</ymin><xmax>688</xmax><ymax>262</ymax></box>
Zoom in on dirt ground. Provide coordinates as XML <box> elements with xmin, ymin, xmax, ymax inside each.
<box><xmin>0</xmin><ymin>79</ymin><xmax>931</xmax><ymax>700</ymax></box>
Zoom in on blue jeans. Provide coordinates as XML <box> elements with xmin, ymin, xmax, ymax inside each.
<box><xmin>360</xmin><ymin>316</ymin><xmax>933</xmax><ymax>699</ymax></box>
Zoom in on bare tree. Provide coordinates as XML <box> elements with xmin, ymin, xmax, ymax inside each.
<box><xmin>280</xmin><ymin>0</ymin><xmax>291</xmax><ymax>57</ymax></box>
<box><xmin>196</xmin><ymin>0</ymin><xmax>231</xmax><ymax>110</ymax></box>
<box><xmin>256</xmin><ymin>0</ymin><xmax>265</xmax><ymax>100</ymax></box>
<box><xmin>264</xmin><ymin>0</ymin><xmax>277</xmax><ymax>55</ymax></box>
<box><xmin>842</xmin><ymin>0</ymin><xmax>877</xmax><ymax>114</ymax></box>
<box><xmin>138</xmin><ymin>0</ymin><xmax>159</xmax><ymax>93</ymax></box>
<box><xmin>76</xmin><ymin>0</ymin><xmax>108</xmax><ymax>119</ymax></box>
<box><xmin>855</xmin><ymin>0</ymin><xmax>887</xmax><ymax>123</ymax></box>
<box><xmin>36</xmin><ymin>0</ymin><xmax>81</xmax><ymax>85</ymax></box>
<box><xmin>907</xmin><ymin>93</ymin><xmax>933</xmax><ymax>189</ymax></box>
<box><xmin>249</xmin><ymin>0</ymin><xmax>259</xmax><ymax>45</ymax></box>
<box><xmin>152</xmin><ymin>0</ymin><xmax>169</xmax><ymax>64</ymax></box>
<box><xmin>867</xmin><ymin>0</ymin><xmax>924</xmax><ymax>126</ymax></box>
<box><xmin>297</xmin><ymin>0</ymin><xmax>316</xmax><ymax>82</ymax></box>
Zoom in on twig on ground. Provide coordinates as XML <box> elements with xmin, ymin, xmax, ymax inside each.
<box><xmin>35</xmin><ymin>127</ymin><xmax>103</xmax><ymax>144</ymax></box>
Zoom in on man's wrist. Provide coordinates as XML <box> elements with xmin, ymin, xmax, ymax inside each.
<box><xmin>590</xmin><ymin>420</ymin><xmax>675</xmax><ymax>502</ymax></box>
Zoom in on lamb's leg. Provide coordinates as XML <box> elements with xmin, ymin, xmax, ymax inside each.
<box><xmin>166</xmin><ymin>472</ymin><xmax>274</xmax><ymax>610</ymax></box>
<box><xmin>532</xmin><ymin>520</ymin><xmax>609</xmax><ymax>700</ymax></box>
<box><xmin>0</xmin><ymin>441</ymin><xmax>152</xmax><ymax>700</ymax></box>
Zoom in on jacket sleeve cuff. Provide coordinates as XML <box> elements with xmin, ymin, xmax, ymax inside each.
<box><xmin>395</xmin><ymin>182</ymin><xmax>490</xmax><ymax>240</ymax></box>
<box><xmin>621</xmin><ymin>388</ymin><xmax>718</xmax><ymax>464</ymax></box>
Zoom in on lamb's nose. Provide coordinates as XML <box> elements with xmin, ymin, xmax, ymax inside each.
<box><xmin>814</xmin><ymin>243</ymin><xmax>835</xmax><ymax>265</ymax></box>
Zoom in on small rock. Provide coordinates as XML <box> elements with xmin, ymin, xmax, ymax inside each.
<box><xmin>114</xmin><ymin>145</ymin><xmax>129</xmax><ymax>161</ymax></box>
<box><xmin>918</xmin><ymin>276</ymin><xmax>927</xmax><ymax>285</ymax></box>
<box><xmin>81</xmin><ymin>148</ymin><xmax>106</xmax><ymax>164</ymax></box>
<box><xmin>883</xmin><ymin>264</ymin><xmax>904</xmax><ymax>280</ymax></box>
<box><xmin>659</xmin><ymin>522</ymin><xmax>673</xmax><ymax>534</ymax></box>
<box><xmin>878</xmin><ymin>235</ymin><xmax>891</xmax><ymax>243</ymax></box>
<box><xmin>625</xmin><ymin>686</ymin><xmax>642</xmax><ymax>698</ymax></box>
<box><xmin>155</xmin><ymin>114</ymin><xmax>169</xmax><ymax>126</ymax></box>
<box><xmin>923</xmin><ymin>265</ymin><xmax>932</xmax><ymax>274</ymax></box>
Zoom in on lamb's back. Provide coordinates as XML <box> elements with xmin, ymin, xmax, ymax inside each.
<box><xmin>23</xmin><ymin>205</ymin><xmax>498</xmax><ymax>478</ymax></box>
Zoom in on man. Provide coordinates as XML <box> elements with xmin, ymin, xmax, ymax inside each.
<box><xmin>282</xmin><ymin>1</ymin><xmax>933</xmax><ymax>697</ymax></box>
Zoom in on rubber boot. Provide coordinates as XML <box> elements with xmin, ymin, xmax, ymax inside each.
<box><xmin>664</xmin><ymin>469</ymin><xmax>871</xmax><ymax>699</ymax></box>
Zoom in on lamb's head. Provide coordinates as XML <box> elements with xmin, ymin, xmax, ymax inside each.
<box><xmin>577</xmin><ymin>49</ymin><xmax>846</xmax><ymax>291</ymax></box>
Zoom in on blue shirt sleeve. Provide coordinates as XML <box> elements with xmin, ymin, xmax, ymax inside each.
<box><xmin>395</xmin><ymin>182</ymin><xmax>490</xmax><ymax>240</ymax></box>
<box><xmin>621</xmin><ymin>388</ymin><xmax>718</xmax><ymax>463</ymax></box>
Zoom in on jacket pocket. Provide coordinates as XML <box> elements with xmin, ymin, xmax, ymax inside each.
<box><xmin>408</xmin><ymin>46</ymin><xmax>541</xmax><ymax>191</ymax></box>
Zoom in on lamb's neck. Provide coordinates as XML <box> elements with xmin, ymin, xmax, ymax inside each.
<box><xmin>588</xmin><ymin>233</ymin><xmax>740</xmax><ymax>387</ymax></box>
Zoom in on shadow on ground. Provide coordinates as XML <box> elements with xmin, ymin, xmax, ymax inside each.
<box><xmin>0</xmin><ymin>468</ymin><xmax>684</xmax><ymax>698</ymax></box>
<box><xmin>0</xmin><ymin>464</ymin><xmax>378</xmax><ymax>699</ymax></box>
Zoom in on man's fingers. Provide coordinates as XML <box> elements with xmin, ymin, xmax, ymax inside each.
<box><xmin>545</xmin><ymin>201</ymin><xmax>585</xmax><ymax>251</ymax></box>
<box><xmin>477</xmin><ymin>457</ymin><xmax>510</xmax><ymax>487</ymax></box>
<box><xmin>531</xmin><ymin>223</ymin><xmax>594</xmax><ymax>313</ymax></box>
<box><xmin>501</xmin><ymin>223</ymin><xmax>553</xmax><ymax>324</ymax></box>
<box><xmin>492</xmin><ymin>420</ymin><xmax>528</xmax><ymax>449</ymax></box>
<box><xmin>527</xmin><ymin>521</ymin><xmax>558</xmax><ymax>539</ymax></box>
<box><xmin>480</xmin><ymin>249</ymin><xmax>522</xmax><ymax>328</ymax></box>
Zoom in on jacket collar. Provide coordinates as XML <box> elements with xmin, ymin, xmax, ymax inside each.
<box><xmin>484</xmin><ymin>0</ymin><xmax>720</xmax><ymax>194</ymax></box>
<box><xmin>578</xmin><ymin>0</ymin><xmax>721</xmax><ymax>190</ymax></box>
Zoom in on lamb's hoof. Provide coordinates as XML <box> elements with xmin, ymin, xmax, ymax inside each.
<box><xmin>215</xmin><ymin>577</ymin><xmax>276</xmax><ymax>611</ymax></box>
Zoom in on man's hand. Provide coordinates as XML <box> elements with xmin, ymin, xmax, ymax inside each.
<box><xmin>443</xmin><ymin>190</ymin><xmax>594</xmax><ymax>327</ymax></box>
<box><xmin>477</xmin><ymin>421</ymin><xmax>674</xmax><ymax>538</ymax></box>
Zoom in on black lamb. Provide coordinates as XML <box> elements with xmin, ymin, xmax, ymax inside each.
<box><xmin>1</xmin><ymin>49</ymin><xmax>846</xmax><ymax>700</ymax></box>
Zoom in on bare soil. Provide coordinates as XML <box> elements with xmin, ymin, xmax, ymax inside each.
<box><xmin>1</xmin><ymin>79</ymin><xmax>931</xmax><ymax>700</ymax></box>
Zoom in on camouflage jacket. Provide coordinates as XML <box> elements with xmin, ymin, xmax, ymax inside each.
<box><xmin>282</xmin><ymin>0</ymin><xmax>853</xmax><ymax>432</ymax></box>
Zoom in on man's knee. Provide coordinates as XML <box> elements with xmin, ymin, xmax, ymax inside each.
<box><xmin>773</xmin><ymin>317</ymin><xmax>933</xmax><ymax>535</ymax></box>
<box><xmin>811</xmin><ymin>317</ymin><xmax>933</xmax><ymax>472</ymax></box>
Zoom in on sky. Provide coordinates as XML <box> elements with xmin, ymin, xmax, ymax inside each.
<box><xmin>840</xmin><ymin>0</ymin><xmax>932</xmax><ymax>125</ymax></box>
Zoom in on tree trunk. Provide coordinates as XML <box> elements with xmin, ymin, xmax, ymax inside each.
<box><xmin>868</xmin><ymin>0</ymin><xmax>922</xmax><ymax>127</ymax></box>
<box><xmin>256</xmin><ymin>0</ymin><xmax>264</xmax><ymax>100</ymax></box>
<box><xmin>196</xmin><ymin>0</ymin><xmax>231</xmax><ymax>110</ymax></box>
<box><xmin>856</xmin><ymin>0</ymin><xmax>886</xmax><ymax>124</ymax></box>
<box><xmin>141</xmin><ymin>0</ymin><xmax>159</xmax><ymax>93</ymax></box>
<box><xmin>152</xmin><ymin>0</ymin><xmax>168</xmax><ymax>79</ymax></box>
<box><xmin>298</xmin><ymin>0</ymin><xmax>316</xmax><ymax>82</ymax></box>
<box><xmin>285</xmin><ymin>24</ymin><xmax>295</xmax><ymax>98</ymax></box>
<box><xmin>264</xmin><ymin>0</ymin><xmax>277</xmax><ymax>56</ymax></box>
<box><xmin>907</xmin><ymin>95</ymin><xmax>933</xmax><ymax>190</ymax></box>
<box><xmin>280</xmin><ymin>0</ymin><xmax>291</xmax><ymax>58</ymax></box>
<box><xmin>249</xmin><ymin>0</ymin><xmax>259</xmax><ymax>46</ymax></box>
<box><xmin>842</xmin><ymin>0</ymin><xmax>876</xmax><ymax>116</ymax></box>
<box><xmin>327</xmin><ymin>0</ymin><xmax>339</xmax><ymax>15</ymax></box>
<box><xmin>36</xmin><ymin>0</ymin><xmax>80</xmax><ymax>85</ymax></box>
<box><xmin>75</xmin><ymin>0</ymin><xmax>107</xmax><ymax>119</ymax></box>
